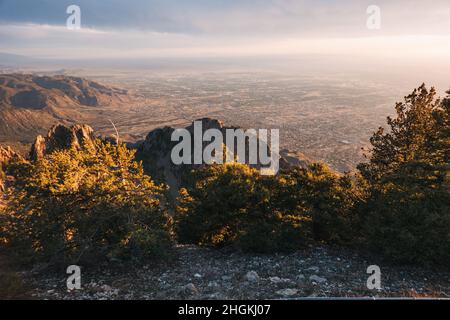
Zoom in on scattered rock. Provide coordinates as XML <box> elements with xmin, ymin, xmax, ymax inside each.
<box><xmin>276</xmin><ymin>288</ymin><xmax>298</xmax><ymax>297</ymax></box>
<box><xmin>306</xmin><ymin>266</ymin><xmax>320</xmax><ymax>273</ymax></box>
<box><xmin>269</xmin><ymin>276</ymin><xmax>281</xmax><ymax>283</ymax></box>
<box><xmin>309</xmin><ymin>275</ymin><xmax>327</xmax><ymax>284</ymax></box>
<box><xmin>19</xmin><ymin>245</ymin><xmax>450</xmax><ymax>300</ymax></box>
<box><xmin>221</xmin><ymin>275</ymin><xmax>232</xmax><ymax>281</ymax></box>
<box><xmin>101</xmin><ymin>285</ymin><xmax>113</xmax><ymax>292</ymax></box>
<box><xmin>269</xmin><ymin>277</ymin><xmax>291</xmax><ymax>284</ymax></box>
<box><xmin>244</xmin><ymin>271</ymin><xmax>260</xmax><ymax>282</ymax></box>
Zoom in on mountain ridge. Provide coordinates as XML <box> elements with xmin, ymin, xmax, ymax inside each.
<box><xmin>0</xmin><ymin>73</ymin><xmax>132</xmax><ymax>146</ymax></box>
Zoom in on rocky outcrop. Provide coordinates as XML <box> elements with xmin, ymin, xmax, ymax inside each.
<box><xmin>25</xmin><ymin>119</ymin><xmax>311</xmax><ymax>193</ymax></box>
<box><xmin>30</xmin><ymin>124</ymin><xmax>95</xmax><ymax>160</ymax></box>
<box><xmin>0</xmin><ymin>145</ymin><xmax>20</xmax><ymax>164</ymax></box>
<box><xmin>135</xmin><ymin>118</ymin><xmax>244</xmax><ymax>196</ymax></box>
<box><xmin>134</xmin><ymin>118</ymin><xmax>311</xmax><ymax>194</ymax></box>
<box><xmin>279</xmin><ymin>149</ymin><xmax>312</xmax><ymax>169</ymax></box>
<box><xmin>0</xmin><ymin>145</ymin><xmax>23</xmax><ymax>192</ymax></box>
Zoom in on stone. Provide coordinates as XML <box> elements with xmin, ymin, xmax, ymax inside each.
<box><xmin>101</xmin><ymin>285</ymin><xmax>113</xmax><ymax>292</ymax></box>
<box><xmin>276</xmin><ymin>288</ymin><xmax>298</xmax><ymax>297</ymax></box>
<box><xmin>244</xmin><ymin>271</ymin><xmax>259</xmax><ymax>282</ymax></box>
<box><xmin>269</xmin><ymin>276</ymin><xmax>281</xmax><ymax>283</ymax></box>
<box><xmin>0</xmin><ymin>145</ymin><xmax>23</xmax><ymax>192</ymax></box>
<box><xmin>307</xmin><ymin>266</ymin><xmax>320</xmax><ymax>273</ymax></box>
<box><xmin>309</xmin><ymin>275</ymin><xmax>327</xmax><ymax>284</ymax></box>
<box><xmin>269</xmin><ymin>277</ymin><xmax>291</xmax><ymax>284</ymax></box>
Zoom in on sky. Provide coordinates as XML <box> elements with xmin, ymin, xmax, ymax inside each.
<box><xmin>0</xmin><ymin>0</ymin><xmax>449</xmax><ymax>61</ymax></box>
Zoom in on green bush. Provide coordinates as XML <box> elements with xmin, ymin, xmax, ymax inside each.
<box><xmin>175</xmin><ymin>163</ymin><xmax>312</xmax><ymax>252</ymax></box>
<box><xmin>357</xmin><ymin>85</ymin><xmax>450</xmax><ymax>265</ymax></box>
<box><xmin>282</xmin><ymin>163</ymin><xmax>359</xmax><ymax>244</ymax></box>
<box><xmin>361</xmin><ymin>181</ymin><xmax>450</xmax><ymax>265</ymax></box>
<box><xmin>174</xmin><ymin>162</ymin><xmax>357</xmax><ymax>253</ymax></box>
<box><xmin>0</xmin><ymin>140</ymin><xmax>173</xmax><ymax>266</ymax></box>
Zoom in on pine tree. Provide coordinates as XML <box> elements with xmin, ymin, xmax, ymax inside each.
<box><xmin>1</xmin><ymin>140</ymin><xmax>173</xmax><ymax>266</ymax></box>
<box><xmin>357</xmin><ymin>85</ymin><xmax>450</xmax><ymax>265</ymax></box>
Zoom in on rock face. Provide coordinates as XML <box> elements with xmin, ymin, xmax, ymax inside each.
<box><xmin>0</xmin><ymin>145</ymin><xmax>19</xmax><ymax>164</ymax></box>
<box><xmin>30</xmin><ymin>124</ymin><xmax>95</xmax><ymax>160</ymax></box>
<box><xmin>279</xmin><ymin>149</ymin><xmax>312</xmax><ymax>169</ymax></box>
<box><xmin>0</xmin><ymin>145</ymin><xmax>23</xmax><ymax>192</ymax></box>
<box><xmin>244</xmin><ymin>271</ymin><xmax>260</xmax><ymax>282</ymax></box>
<box><xmin>23</xmin><ymin>118</ymin><xmax>311</xmax><ymax>193</ymax></box>
<box><xmin>134</xmin><ymin>118</ymin><xmax>311</xmax><ymax>195</ymax></box>
<box><xmin>134</xmin><ymin>118</ymin><xmax>227</xmax><ymax>196</ymax></box>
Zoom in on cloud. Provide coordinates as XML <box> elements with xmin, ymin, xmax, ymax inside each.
<box><xmin>1</xmin><ymin>0</ymin><xmax>449</xmax><ymax>36</ymax></box>
<box><xmin>0</xmin><ymin>0</ymin><xmax>449</xmax><ymax>60</ymax></box>
<box><xmin>1</xmin><ymin>23</ymin><xmax>449</xmax><ymax>62</ymax></box>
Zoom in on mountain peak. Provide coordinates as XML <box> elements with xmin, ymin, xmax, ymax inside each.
<box><xmin>30</xmin><ymin>124</ymin><xmax>95</xmax><ymax>160</ymax></box>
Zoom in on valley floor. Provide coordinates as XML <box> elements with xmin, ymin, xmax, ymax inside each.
<box><xmin>7</xmin><ymin>245</ymin><xmax>448</xmax><ymax>300</ymax></box>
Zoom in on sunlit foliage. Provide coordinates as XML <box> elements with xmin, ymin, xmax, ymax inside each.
<box><xmin>0</xmin><ymin>140</ymin><xmax>172</xmax><ymax>266</ymax></box>
<box><xmin>357</xmin><ymin>85</ymin><xmax>450</xmax><ymax>265</ymax></box>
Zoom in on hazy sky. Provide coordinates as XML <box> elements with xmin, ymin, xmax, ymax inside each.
<box><xmin>0</xmin><ymin>0</ymin><xmax>449</xmax><ymax>60</ymax></box>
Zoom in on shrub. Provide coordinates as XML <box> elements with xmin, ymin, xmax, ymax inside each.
<box><xmin>0</xmin><ymin>140</ymin><xmax>173</xmax><ymax>266</ymax></box>
<box><xmin>281</xmin><ymin>163</ymin><xmax>359</xmax><ymax>244</ymax></box>
<box><xmin>361</xmin><ymin>181</ymin><xmax>450</xmax><ymax>265</ymax></box>
<box><xmin>175</xmin><ymin>164</ymin><xmax>312</xmax><ymax>253</ymax></box>
<box><xmin>357</xmin><ymin>85</ymin><xmax>450</xmax><ymax>265</ymax></box>
<box><xmin>174</xmin><ymin>162</ymin><xmax>358</xmax><ymax>252</ymax></box>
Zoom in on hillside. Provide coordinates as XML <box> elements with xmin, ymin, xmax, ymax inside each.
<box><xmin>0</xmin><ymin>74</ymin><xmax>131</xmax><ymax>148</ymax></box>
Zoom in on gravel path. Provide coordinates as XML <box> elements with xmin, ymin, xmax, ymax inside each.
<box><xmin>21</xmin><ymin>245</ymin><xmax>450</xmax><ymax>300</ymax></box>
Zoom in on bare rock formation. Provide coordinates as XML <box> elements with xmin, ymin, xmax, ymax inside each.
<box><xmin>30</xmin><ymin>124</ymin><xmax>95</xmax><ymax>160</ymax></box>
<box><xmin>0</xmin><ymin>145</ymin><xmax>23</xmax><ymax>192</ymax></box>
<box><xmin>134</xmin><ymin>118</ymin><xmax>311</xmax><ymax>195</ymax></box>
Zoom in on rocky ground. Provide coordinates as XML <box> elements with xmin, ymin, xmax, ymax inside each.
<box><xmin>8</xmin><ymin>245</ymin><xmax>448</xmax><ymax>300</ymax></box>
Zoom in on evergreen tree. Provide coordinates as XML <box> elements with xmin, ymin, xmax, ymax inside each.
<box><xmin>0</xmin><ymin>140</ymin><xmax>173</xmax><ymax>266</ymax></box>
<box><xmin>357</xmin><ymin>85</ymin><xmax>450</xmax><ymax>265</ymax></box>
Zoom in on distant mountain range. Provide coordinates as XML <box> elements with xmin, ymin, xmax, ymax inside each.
<box><xmin>0</xmin><ymin>73</ymin><xmax>131</xmax><ymax>146</ymax></box>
